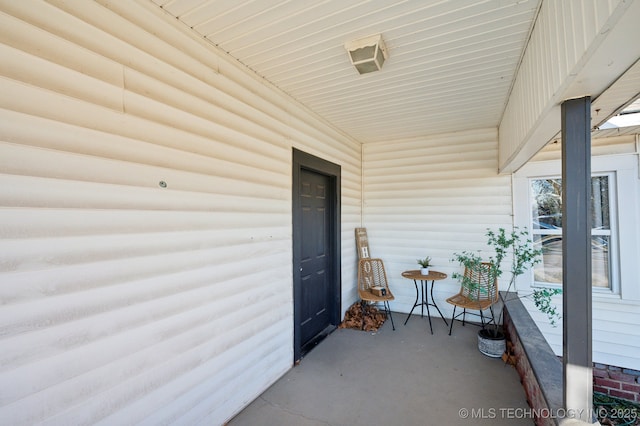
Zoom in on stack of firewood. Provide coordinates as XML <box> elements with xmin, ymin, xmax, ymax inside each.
<box><xmin>339</xmin><ymin>301</ymin><xmax>387</xmax><ymax>331</ymax></box>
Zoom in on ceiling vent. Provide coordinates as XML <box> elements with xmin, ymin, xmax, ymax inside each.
<box><xmin>345</xmin><ymin>34</ymin><xmax>387</xmax><ymax>74</ymax></box>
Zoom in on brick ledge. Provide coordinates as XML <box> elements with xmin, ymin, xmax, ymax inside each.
<box><xmin>502</xmin><ymin>291</ymin><xmax>563</xmax><ymax>425</ymax></box>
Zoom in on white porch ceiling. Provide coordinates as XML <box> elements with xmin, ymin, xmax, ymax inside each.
<box><xmin>151</xmin><ymin>0</ymin><xmax>542</xmax><ymax>144</ymax></box>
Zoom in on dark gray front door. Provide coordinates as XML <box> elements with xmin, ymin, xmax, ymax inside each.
<box><xmin>292</xmin><ymin>149</ymin><xmax>341</xmax><ymax>362</ymax></box>
<box><xmin>299</xmin><ymin>169</ymin><xmax>332</xmax><ymax>346</ymax></box>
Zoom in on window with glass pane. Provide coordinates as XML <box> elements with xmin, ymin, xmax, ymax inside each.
<box><xmin>530</xmin><ymin>176</ymin><xmax>612</xmax><ymax>288</ymax></box>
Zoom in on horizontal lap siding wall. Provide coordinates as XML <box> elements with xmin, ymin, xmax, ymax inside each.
<box><xmin>524</xmin><ymin>296</ymin><xmax>640</xmax><ymax>371</ymax></box>
<box><xmin>499</xmin><ymin>0</ymin><xmax>625</xmax><ymax>172</ymax></box>
<box><xmin>0</xmin><ymin>1</ymin><xmax>361</xmax><ymax>424</ymax></box>
<box><xmin>519</xmin><ymin>135</ymin><xmax>640</xmax><ymax>372</ymax></box>
<box><xmin>362</xmin><ymin>129</ymin><xmax>513</xmax><ymax>316</ymax></box>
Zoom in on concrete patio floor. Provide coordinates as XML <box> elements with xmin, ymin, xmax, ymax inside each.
<box><xmin>229</xmin><ymin>312</ymin><xmax>533</xmax><ymax>426</ymax></box>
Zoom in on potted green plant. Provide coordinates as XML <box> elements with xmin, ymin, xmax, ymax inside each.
<box><xmin>452</xmin><ymin>227</ymin><xmax>561</xmax><ymax>357</ymax></box>
<box><xmin>417</xmin><ymin>256</ymin><xmax>432</xmax><ymax>275</ymax></box>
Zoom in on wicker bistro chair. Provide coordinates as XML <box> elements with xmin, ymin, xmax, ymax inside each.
<box><xmin>357</xmin><ymin>258</ymin><xmax>396</xmax><ymax>330</ymax></box>
<box><xmin>446</xmin><ymin>262</ymin><xmax>498</xmax><ymax>335</ymax></box>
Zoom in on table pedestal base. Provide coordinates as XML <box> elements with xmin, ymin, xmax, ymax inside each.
<box><xmin>403</xmin><ymin>278</ymin><xmax>449</xmax><ymax>334</ymax></box>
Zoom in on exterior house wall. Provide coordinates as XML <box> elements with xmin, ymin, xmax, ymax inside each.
<box><xmin>498</xmin><ymin>0</ymin><xmax>632</xmax><ymax>173</ymax></box>
<box><xmin>361</xmin><ymin>128</ymin><xmax>514</xmax><ymax>316</ymax></box>
<box><xmin>593</xmin><ymin>363</ymin><xmax>640</xmax><ymax>403</ymax></box>
<box><xmin>0</xmin><ymin>1</ymin><xmax>361</xmax><ymax>424</ymax></box>
<box><xmin>513</xmin><ymin>135</ymin><xmax>640</xmax><ymax>372</ymax></box>
<box><xmin>363</xmin><ymin>129</ymin><xmax>640</xmax><ymax>376</ymax></box>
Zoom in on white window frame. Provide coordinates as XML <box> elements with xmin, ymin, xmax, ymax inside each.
<box><xmin>513</xmin><ymin>154</ymin><xmax>640</xmax><ymax>302</ymax></box>
<box><xmin>528</xmin><ymin>172</ymin><xmax>618</xmax><ymax>293</ymax></box>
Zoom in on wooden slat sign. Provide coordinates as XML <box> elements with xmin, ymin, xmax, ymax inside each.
<box><xmin>355</xmin><ymin>228</ymin><xmax>370</xmax><ymax>259</ymax></box>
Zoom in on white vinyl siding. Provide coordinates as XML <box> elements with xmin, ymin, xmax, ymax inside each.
<box><xmin>362</xmin><ymin>128</ymin><xmax>513</xmax><ymax>315</ymax></box>
<box><xmin>498</xmin><ymin>0</ymin><xmax>632</xmax><ymax>172</ymax></box>
<box><xmin>0</xmin><ymin>1</ymin><xmax>361</xmax><ymax>425</ymax></box>
<box><xmin>513</xmin><ymin>136</ymin><xmax>640</xmax><ymax>371</ymax></box>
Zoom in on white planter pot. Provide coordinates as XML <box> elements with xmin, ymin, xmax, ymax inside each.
<box><xmin>477</xmin><ymin>329</ymin><xmax>506</xmax><ymax>358</ymax></box>
<box><xmin>420</xmin><ymin>267</ymin><xmax>429</xmax><ymax>275</ymax></box>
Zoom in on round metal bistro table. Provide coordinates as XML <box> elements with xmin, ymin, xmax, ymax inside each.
<box><xmin>401</xmin><ymin>270</ymin><xmax>449</xmax><ymax>334</ymax></box>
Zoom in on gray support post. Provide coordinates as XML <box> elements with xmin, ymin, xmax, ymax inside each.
<box><xmin>561</xmin><ymin>96</ymin><xmax>593</xmax><ymax>423</ymax></box>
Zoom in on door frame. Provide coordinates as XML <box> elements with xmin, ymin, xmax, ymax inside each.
<box><xmin>292</xmin><ymin>148</ymin><xmax>341</xmax><ymax>363</ymax></box>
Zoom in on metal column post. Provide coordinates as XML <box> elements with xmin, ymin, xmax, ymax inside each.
<box><xmin>561</xmin><ymin>96</ymin><xmax>593</xmax><ymax>423</ymax></box>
